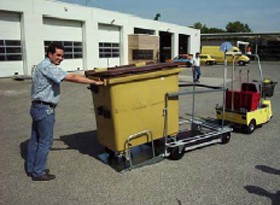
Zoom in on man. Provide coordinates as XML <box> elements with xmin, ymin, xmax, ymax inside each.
<box><xmin>192</xmin><ymin>52</ymin><xmax>201</xmax><ymax>83</ymax></box>
<box><xmin>26</xmin><ymin>43</ymin><xmax>104</xmax><ymax>181</ymax></box>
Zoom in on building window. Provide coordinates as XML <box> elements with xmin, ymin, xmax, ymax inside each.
<box><xmin>44</xmin><ymin>41</ymin><xmax>83</xmax><ymax>59</ymax></box>
<box><xmin>134</xmin><ymin>28</ymin><xmax>155</xmax><ymax>35</ymax></box>
<box><xmin>99</xmin><ymin>42</ymin><xmax>120</xmax><ymax>58</ymax></box>
<box><xmin>132</xmin><ymin>49</ymin><xmax>153</xmax><ymax>60</ymax></box>
<box><xmin>0</xmin><ymin>40</ymin><xmax>22</xmax><ymax>61</ymax></box>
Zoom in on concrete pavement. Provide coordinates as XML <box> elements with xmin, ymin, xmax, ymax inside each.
<box><xmin>0</xmin><ymin>62</ymin><xmax>279</xmax><ymax>205</ymax></box>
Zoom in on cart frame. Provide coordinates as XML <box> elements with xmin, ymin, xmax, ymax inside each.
<box><xmin>163</xmin><ymin>83</ymin><xmax>233</xmax><ymax>160</ymax></box>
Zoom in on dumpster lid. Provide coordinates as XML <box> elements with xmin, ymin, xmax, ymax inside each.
<box><xmin>85</xmin><ymin>63</ymin><xmax>179</xmax><ymax>79</ymax></box>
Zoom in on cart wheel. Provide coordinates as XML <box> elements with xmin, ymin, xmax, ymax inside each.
<box><xmin>169</xmin><ymin>147</ymin><xmax>185</xmax><ymax>160</ymax></box>
<box><xmin>245</xmin><ymin>120</ymin><xmax>256</xmax><ymax>134</ymax></box>
<box><xmin>238</xmin><ymin>61</ymin><xmax>245</xmax><ymax>66</ymax></box>
<box><xmin>221</xmin><ymin>133</ymin><xmax>231</xmax><ymax>144</ymax></box>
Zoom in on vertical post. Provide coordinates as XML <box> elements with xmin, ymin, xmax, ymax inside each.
<box><xmin>231</xmin><ymin>56</ymin><xmax>235</xmax><ymax>111</ymax></box>
<box><xmin>223</xmin><ymin>52</ymin><xmax>227</xmax><ymax>91</ymax></box>
<box><xmin>191</xmin><ymin>84</ymin><xmax>196</xmax><ymax>130</ymax></box>
<box><xmin>222</xmin><ymin>52</ymin><xmax>227</xmax><ymax>127</ymax></box>
<box><xmin>171</xmin><ymin>33</ymin><xmax>179</xmax><ymax>59</ymax></box>
<box><xmin>255</xmin><ymin>54</ymin><xmax>264</xmax><ymax>99</ymax></box>
<box><xmin>239</xmin><ymin>70</ymin><xmax>242</xmax><ymax>89</ymax></box>
<box><xmin>164</xmin><ymin>94</ymin><xmax>169</xmax><ymax>156</ymax></box>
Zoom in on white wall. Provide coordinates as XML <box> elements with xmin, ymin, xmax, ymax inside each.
<box><xmin>0</xmin><ymin>11</ymin><xmax>23</xmax><ymax>77</ymax></box>
<box><xmin>0</xmin><ymin>0</ymin><xmax>200</xmax><ymax>77</ymax></box>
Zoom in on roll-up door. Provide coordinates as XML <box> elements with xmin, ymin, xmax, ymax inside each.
<box><xmin>0</xmin><ymin>11</ymin><xmax>23</xmax><ymax>77</ymax></box>
<box><xmin>97</xmin><ymin>24</ymin><xmax>121</xmax><ymax>67</ymax></box>
<box><xmin>43</xmin><ymin>17</ymin><xmax>83</xmax><ymax>71</ymax></box>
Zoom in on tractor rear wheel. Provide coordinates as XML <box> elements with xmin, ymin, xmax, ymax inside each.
<box><xmin>245</xmin><ymin>119</ymin><xmax>256</xmax><ymax>134</ymax></box>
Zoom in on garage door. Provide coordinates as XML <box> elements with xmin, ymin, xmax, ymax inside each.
<box><xmin>43</xmin><ymin>17</ymin><xmax>83</xmax><ymax>71</ymax></box>
<box><xmin>97</xmin><ymin>24</ymin><xmax>121</xmax><ymax>67</ymax></box>
<box><xmin>0</xmin><ymin>11</ymin><xmax>23</xmax><ymax>77</ymax></box>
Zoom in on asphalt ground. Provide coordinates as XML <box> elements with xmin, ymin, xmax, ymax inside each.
<box><xmin>0</xmin><ymin>62</ymin><xmax>279</xmax><ymax>205</ymax></box>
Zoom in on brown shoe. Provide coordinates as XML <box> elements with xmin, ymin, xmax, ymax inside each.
<box><xmin>32</xmin><ymin>173</ymin><xmax>56</xmax><ymax>181</ymax></box>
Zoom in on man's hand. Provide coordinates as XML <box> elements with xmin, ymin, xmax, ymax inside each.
<box><xmin>94</xmin><ymin>80</ymin><xmax>104</xmax><ymax>86</ymax></box>
<box><xmin>65</xmin><ymin>73</ymin><xmax>104</xmax><ymax>85</ymax></box>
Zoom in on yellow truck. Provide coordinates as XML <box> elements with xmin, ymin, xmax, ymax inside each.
<box><xmin>202</xmin><ymin>46</ymin><xmax>250</xmax><ymax>66</ymax></box>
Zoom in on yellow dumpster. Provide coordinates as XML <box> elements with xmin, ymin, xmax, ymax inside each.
<box><xmin>85</xmin><ymin>63</ymin><xmax>182</xmax><ymax>153</ymax></box>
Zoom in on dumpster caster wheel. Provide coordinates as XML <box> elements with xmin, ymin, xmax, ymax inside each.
<box><xmin>220</xmin><ymin>133</ymin><xmax>231</xmax><ymax>144</ymax></box>
<box><xmin>105</xmin><ymin>147</ymin><xmax>115</xmax><ymax>157</ymax></box>
<box><xmin>169</xmin><ymin>147</ymin><xmax>185</xmax><ymax>160</ymax></box>
<box><xmin>245</xmin><ymin>120</ymin><xmax>256</xmax><ymax>134</ymax></box>
<box><xmin>123</xmin><ymin>157</ymin><xmax>132</xmax><ymax>170</ymax></box>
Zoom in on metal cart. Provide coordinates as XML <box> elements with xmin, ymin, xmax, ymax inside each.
<box><xmin>163</xmin><ymin>83</ymin><xmax>233</xmax><ymax>160</ymax></box>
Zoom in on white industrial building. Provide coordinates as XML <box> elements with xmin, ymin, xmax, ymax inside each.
<box><xmin>0</xmin><ymin>0</ymin><xmax>200</xmax><ymax>77</ymax></box>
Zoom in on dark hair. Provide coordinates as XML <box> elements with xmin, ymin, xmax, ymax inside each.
<box><xmin>46</xmin><ymin>42</ymin><xmax>64</xmax><ymax>57</ymax></box>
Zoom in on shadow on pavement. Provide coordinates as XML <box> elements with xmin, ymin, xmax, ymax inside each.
<box><xmin>255</xmin><ymin>165</ymin><xmax>280</xmax><ymax>176</ymax></box>
<box><xmin>20</xmin><ymin>140</ymin><xmax>28</xmax><ymax>160</ymax></box>
<box><xmin>19</xmin><ymin>130</ymin><xmax>104</xmax><ymax>168</ymax></box>
<box><xmin>58</xmin><ymin>130</ymin><xmax>104</xmax><ymax>159</ymax></box>
<box><xmin>20</xmin><ymin>140</ymin><xmax>29</xmax><ymax>175</ymax></box>
<box><xmin>244</xmin><ymin>165</ymin><xmax>280</xmax><ymax>205</ymax></box>
<box><xmin>244</xmin><ymin>185</ymin><xmax>280</xmax><ymax>205</ymax></box>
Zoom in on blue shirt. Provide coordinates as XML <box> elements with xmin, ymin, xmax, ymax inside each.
<box><xmin>31</xmin><ymin>58</ymin><xmax>68</xmax><ymax>105</ymax></box>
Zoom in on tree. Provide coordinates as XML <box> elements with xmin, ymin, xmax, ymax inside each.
<box><xmin>226</xmin><ymin>21</ymin><xmax>252</xmax><ymax>32</ymax></box>
<box><xmin>192</xmin><ymin>22</ymin><xmax>209</xmax><ymax>33</ymax></box>
<box><xmin>206</xmin><ymin>27</ymin><xmax>225</xmax><ymax>33</ymax></box>
<box><xmin>192</xmin><ymin>22</ymin><xmax>225</xmax><ymax>33</ymax></box>
<box><xmin>154</xmin><ymin>13</ymin><xmax>161</xmax><ymax>21</ymax></box>
<box><xmin>192</xmin><ymin>21</ymin><xmax>252</xmax><ymax>33</ymax></box>
<box><xmin>193</xmin><ymin>22</ymin><xmax>203</xmax><ymax>29</ymax></box>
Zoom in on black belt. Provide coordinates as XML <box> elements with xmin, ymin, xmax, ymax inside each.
<box><xmin>32</xmin><ymin>100</ymin><xmax>56</xmax><ymax>108</ymax></box>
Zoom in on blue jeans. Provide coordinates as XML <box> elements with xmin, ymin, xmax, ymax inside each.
<box><xmin>193</xmin><ymin>66</ymin><xmax>201</xmax><ymax>82</ymax></box>
<box><xmin>27</xmin><ymin>104</ymin><xmax>55</xmax><ymax>177</ymax></box>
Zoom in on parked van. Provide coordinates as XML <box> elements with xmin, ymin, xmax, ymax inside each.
<box><xmin>201</xmin><ymin>46</ymin><xmax>250</xmax><ymax>66</ymax></box>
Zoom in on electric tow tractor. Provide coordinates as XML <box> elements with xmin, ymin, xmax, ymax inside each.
<box><xmin>216</xmin><ymin>54</ymin><xmax>277</xmax><ymax>134</ymax></box>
